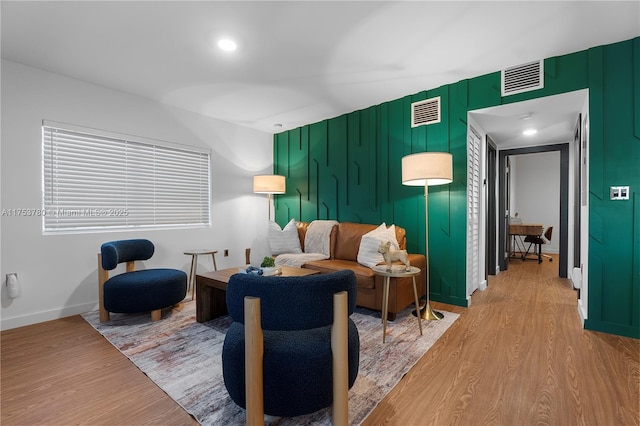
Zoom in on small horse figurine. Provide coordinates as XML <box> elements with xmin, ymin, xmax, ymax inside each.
<box><xmin>377</xmin><ymin>241</ymin><xmax>411</xmax><ymax>272</ymax></box>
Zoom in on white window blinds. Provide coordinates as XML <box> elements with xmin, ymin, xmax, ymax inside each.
<box><xmin>42</xmin><ymin>121</ymin><xmax>211</xmax><ymax>233</ymax></box>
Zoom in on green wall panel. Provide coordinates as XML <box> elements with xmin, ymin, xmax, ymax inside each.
<box><xmin>635</xmin><ymin>38</ymin><xmax>640</xmax><ymax>140</ymax></box>
<box><xmin>345</xmin><ymin>108</ymin><xmax>380</xmax><ymax>224</ymax></box>
<box><xmin>544</xmin><ymin>51</ymin><xmax>589</xmax><ymax>95</ymax></box>
<box><xmin>584</xmin><ymin>39</ymin><xmax>640</xmax><ymax>338</ymax></box>
<box><xmin>274</xmin><ymin>37</ymin><xmax>640</xmax><ymax>338</ymax></box>
<box><xmin>467</xmin><ymin>72</ymin><xmax>501</xmax><ymax>111</ymax></box>
<box><xmin>587</xmin><ymin>46</ymin><xmax>605</xmax><ymax>201</ymax></box>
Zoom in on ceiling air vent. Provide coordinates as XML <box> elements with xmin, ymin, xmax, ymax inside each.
<box><xmin>411</xmin><ymin>96</ymin><xmax>441</xmax><ymax>127</ymax></box>
<box><xmin>501</xmin><ymin>60</ymin><xmax>544</xmax><ymax>96</ymax></box>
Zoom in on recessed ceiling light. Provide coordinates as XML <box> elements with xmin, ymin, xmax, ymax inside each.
<box><xmin>523</xmin><ymin>129</ymin><xmax>537</xmax><ymax>136</ymax></box>
<box><xmin>217</xmin><ymin>38</ymin><xmax>237</xmax><ymax>52</ymax></box>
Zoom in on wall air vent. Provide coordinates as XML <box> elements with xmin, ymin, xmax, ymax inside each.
<box><xmin>501</xmin><ymin>60</ymin><xmax>544</xmax><ymax>96</ymax></box>
<box><xmin>411</xmin><ymin>96</ymin><xmax>441</xmax><ymax>127</ymax></box>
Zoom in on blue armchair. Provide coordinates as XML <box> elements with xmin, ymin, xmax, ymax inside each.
<box><xmin>98</xmin><ymin>239</ymin><xmax>187</xmax><ymax>323</ymax></box>
<box><xmin>222</xmin><ymin>269</ymin><xmax>360</xmax><ymax>418</ymax></box>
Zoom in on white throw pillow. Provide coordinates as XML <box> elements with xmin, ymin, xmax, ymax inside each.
<box><xmin>268</xmin><ymin>218</ymin><xmax>303</xmax><ymax>255</ymax></box>
<box><xmin>357</xmin><ymin>223</ymin><xmax>400</xmax><ymax>268</ymax></box>
<box><xmin>249</xmin><ymin>236</ymin><xmax>273</xmax><ymax>267</ymax></box>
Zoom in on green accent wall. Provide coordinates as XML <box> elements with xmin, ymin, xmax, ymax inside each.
<box><xmin>274</xmin><ymin>37</ymin><xmax>640</xmax><ymax>339</ymax></box>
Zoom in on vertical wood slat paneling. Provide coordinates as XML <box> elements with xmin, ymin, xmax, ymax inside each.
<box><xmin>301</xmin><ymin>127</ymin><xmax>311</xmax><ymax>219</ymax></box>
<box><xmin>434</xmin><ymin>88</ymin><xmax>452</xmax><ymax>237</ymax></box>
<box><xmin>273</xmin><ymin>131</ymin><xmax>288</xmax><ymax>224</ymax></box>
<box><xmin>377</xmin><ymin>103</ymin><xmax>388</xmax><ymax>220</ymax></box>
<box><xmin>467</xmin><ymin>72</ymin><xmax>501</xmax><ymax>111</ymax></box>
<box><xmin>327</xmin><ymin>116</ymin><xmax>347</xmax><ymax>220</ymax></box>
<box><xmin>599</xmin><ymin>40</ymin><xmax>638</xmax><ymax>327</ymax></box>
<box><xmin>346</xmin><ymin>110</ymin><xmax>367</xmax><ymax>222</ymax></box>
<box><xmin>634</xmin><ymin>40</ymin><xmax>640</xmax><ymax>334</ymax></box>
<box><xmin>346</xmin><ymin>112</ymin><xmax>358</xmax><ymax>209</ymax></box>
<box><xmin>400</xmin><ymin>96</ymin><xmax>425</xmax><ymax>255</ymax></box>
<box><xmin>635</xmin><ymin>38</ymin><xmax>640</xmax><ymax>140</ymax></box>
<box><xmin>588</xmin><ymin>46</ymin><xmax>605</xmax><ymax>203</ymax></box>
<box><xmin>352</xmin><ymin>108</ymin><xmax>378</xmax><ymax>223</ymax></box>
<box><xmin>288</xmin><ymin>128</ymin><xmax>308</xmax><ymax>221</ymax></box>
<box><xmin>309</xmin><ymin>122</ymin><xmax>326</xmax><ymax>219</ymax></box>
<box><xmin>366</xmin><ymin>107</ymin><xmax>380</xmax><ymax>223</ymax></box>
<box><xmin>634</xmin><ymin>193</ymin><xmax>640</xmax><ymax>333</ymax></box>
<box><xmin>539</xmin><ymin>52</ymin><xmax>589</xmax><ymax>97</ymax></box>
<box><xmin>425</xmin><ymin>88</ymin><xmax>453</xmax><ymax>297</ymax></box>
<box><xmin>273</xmin><ymin>38</ymin><xmax>640</xmax><ymax>336</ymax></box>
<box><xmin>391</xmin><ymin>98</ymin><xmax>422</xmax><ymax>254</ymax></box>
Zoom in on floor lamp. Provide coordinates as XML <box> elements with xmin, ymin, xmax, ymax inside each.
<box><xmin>402</xmin><ymin>152</ymin><xmax>453</xmax><ymax>320</ymax></box>
<box><xmin>253</xmin><ymin>174</ymin><xmax>286</xmax><ymax>221</ymax></box>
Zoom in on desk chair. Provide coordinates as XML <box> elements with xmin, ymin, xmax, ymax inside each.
<box><xmin>523</xmin><ymin>226</ymin><xmax>553</xmax><ymax>263</ymax></box>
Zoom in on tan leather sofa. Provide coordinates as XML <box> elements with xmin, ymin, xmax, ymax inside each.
<box><xmin>296</xmin><ymin>221</ymin><xmax>426</xmax><ymax>320</ymax></box>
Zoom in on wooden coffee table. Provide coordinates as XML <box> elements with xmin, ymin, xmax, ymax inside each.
<box><xmin>195</xmin><ymin>265</ymin><xmax>319</xmax><ymax>322</ymax></box>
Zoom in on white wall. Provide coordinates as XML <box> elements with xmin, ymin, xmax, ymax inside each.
<box><xmin>511</xmin><ymin>151</ymin><xmax>561</xmax><ymax>254</ymax></box>
<box><xmin>0</xmin><ymin>60</ymin><xmax>274</xmax><ymax>330</ymax></box>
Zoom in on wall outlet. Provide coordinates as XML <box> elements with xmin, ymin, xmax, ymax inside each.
<box><xmin>224</xmin><ymin>249</ymin><xmax>229</xmax><ymax>257</ymax></box>
<box><xmin>610</xmin><ymin>186</ymin><xmax>630</xmax><ymax>200</ymax></box>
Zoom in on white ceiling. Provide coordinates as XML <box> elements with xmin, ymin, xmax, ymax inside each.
<box><xmin>470</xmin><ymin>89</ymin><xmax>588</xmax><ymax>149</ymax></box>
<box><xmin>2</xmin><ymin>1</ymin><xmax>638</xmax><ymax>146</ymax></box>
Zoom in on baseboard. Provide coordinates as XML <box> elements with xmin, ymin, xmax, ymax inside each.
<box><xmin>478</xmin><ymin>279</ymin><xmax>487</xmax><ymax>291</ymax></box>
<box><xmin>431</xmin><ymin>294</ymin><xmax>469</xmax><ymax>308</ymax></box>
<box><xmin>571</xmin><ymin>267</ymin><xmax>582</xmax><ymax>289</ymax></box>
<box><xmin>577</xmin><ymin>299</ymin><xmax>586</xmax><ymax>325</ymax></box>
<box><xmin>1</xmin><ymin>301</ymin><xmax>97</xmax><ymax>331</ymax></box>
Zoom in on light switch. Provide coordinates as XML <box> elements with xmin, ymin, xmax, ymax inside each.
<box><xmin>610</xmin><ymin>186</ymin><xmax>630</xmax><ymax>200</ymax></box>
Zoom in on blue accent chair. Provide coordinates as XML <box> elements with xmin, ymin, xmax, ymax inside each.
<box><xmin>222</xmin><ymin>269</ymin><xmax>360</xmax><ymax>418</ymax></box>
<box><xmin>98</xmin><ymin>239</ymin><xmax>187</xmax><ymax>323</ymax></box>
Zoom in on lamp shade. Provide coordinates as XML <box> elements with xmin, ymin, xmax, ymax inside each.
<box><xmin>253</xmin><ymin>175</ymin><xmax>286</xmax><ymax>194</ymax></box>
<box><xmin>401</xmin><ymin>152</ymin><xmax>453</xmax><ymax>186</ymax></box>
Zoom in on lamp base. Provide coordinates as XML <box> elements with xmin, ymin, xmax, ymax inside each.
<box><xmin>412</xmin><ymin>302</ymin><xmax>444</xmax><ymax>320</ymax></box>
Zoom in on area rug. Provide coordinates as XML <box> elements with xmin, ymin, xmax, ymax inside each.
<box><xmin>82</xmin><ymin>301</ymin><xmax>458</xmax><ymax>425</ymax></box>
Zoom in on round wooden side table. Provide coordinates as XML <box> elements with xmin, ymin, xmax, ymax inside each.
<box><xmin>184</xmin><ymin>249</ymin><xmax>218</xmax><ymax>300</ymax></box>
<box><xmin>371</xmin><ymin>265</ymin><xmax>423</xmax><ymax>343</ymax></box>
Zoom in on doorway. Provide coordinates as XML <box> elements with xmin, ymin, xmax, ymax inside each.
<box><xmin>467</xmin><ymin>89</ymin><xmax>588</xmax><ymax>297</ymax></box>
<box><xmin>498</xmin><ymin>144</ymin><xmax>569</xmax><ymax>278</ymax></box>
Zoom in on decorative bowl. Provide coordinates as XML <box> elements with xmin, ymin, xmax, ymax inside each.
<box><xmin>261</xmin><ymin>267</ymin><xmax>280</xmax><ymax>276</ymax></box>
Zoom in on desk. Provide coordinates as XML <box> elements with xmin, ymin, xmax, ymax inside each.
<box><xmin>509</xmin><ymin>224</ymin><xmax>543</xmax><ymax>261</ymax></box>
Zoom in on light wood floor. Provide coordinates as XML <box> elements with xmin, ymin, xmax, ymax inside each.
<box><xmin>2</xmin><ymin>255</ymin><xmax>638</xmax><ymax>425</ymax></box>
<box><xmin>1</xmin><ymin>316</ymin><xmax>198</xmax><ymax>425</ymax></box>
<box><xmin>364</xmin><ymin>255</ymin><xmax>640</xmax><ymax>425</ymax></box>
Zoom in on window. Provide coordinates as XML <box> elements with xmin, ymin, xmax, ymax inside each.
<box><xmin>42</xmin><ymin>121</ymin><xmax>211</xmax><ymax>233</ymax></box>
